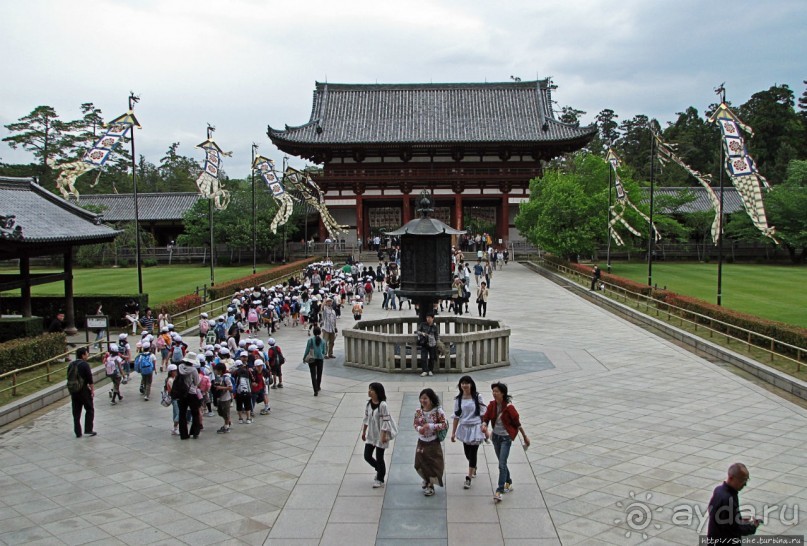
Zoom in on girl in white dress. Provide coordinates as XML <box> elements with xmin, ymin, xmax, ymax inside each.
<box><xmin>450</xmin><ymin>375</ymin><xmax>488</xmax><ymax>489</ymax></box>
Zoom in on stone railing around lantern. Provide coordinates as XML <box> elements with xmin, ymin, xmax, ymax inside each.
<box><xmin>342</xmin><ymin>316</ymin><xmax>510</xmax><ymax>373</ymax></box>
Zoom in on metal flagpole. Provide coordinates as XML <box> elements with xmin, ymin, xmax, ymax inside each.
<box><xmin>129</xmin><ymin>92</ymin><xmax>143</xmax><ymax>295</ymax></box>
<box><xmin>647</xmin><ymin>130</ymin><xmax>656</xmax><ymax>287</ymax></box>
<box><xmin>606</xmin><ymin>146</ymin><xmax>613</xmax><ymax>273</ymax></box>
<box><xmin>251</xmin><ymin>144</ymin><xmax>257</xmax><ymax>275</ymax></box>
<box><xmin>209</xmin><ymin>198</ymin><xmax>215</xmax><ymax>287</ymax></box>
<box><xmin>715</xmin><ymin>85</ymin><xmax>726</xmax><ymax>306</ymax></box>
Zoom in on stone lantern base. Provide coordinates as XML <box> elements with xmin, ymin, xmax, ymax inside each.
<box><xmin>342</xmin><ymin>315</ymin><xmax>510</xmax><ymax>373</ymax></box>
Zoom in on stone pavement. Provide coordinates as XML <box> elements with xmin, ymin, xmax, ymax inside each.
<box><xmin>1</xmin><ymin>262</ymin><xmax>806</xmax><ymax>545</ymax></box>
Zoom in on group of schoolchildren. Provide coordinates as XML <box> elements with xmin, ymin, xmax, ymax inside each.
<box><xmin>163</xmin><ymin>337</ymin><xmax>286</xmax><ymax>438</ymax></box>
<box><xmin>100</xmin><ymin>257</ymin><xmax>413</xmax><ymax>439</ymax></box>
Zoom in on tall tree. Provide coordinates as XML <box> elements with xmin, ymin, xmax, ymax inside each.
<box><xmin>616</xmin><ymin>114</ymin><xmax>654</xmax><ymax>180</ymax></box>
<box><xmin>559</xmin><ymin>106</ymin><xmax>586</xmax><ymax>126</ymax></box>
<box><xmin>2</xmin><ymin>106</ymin><xmax>67</xmax><ymax>177</ymax></box>
<box><xmin>586</xmin><ymin>108</ymin><xmax>620</xmax><ymax>155</ymax></box>
<box><xmin>737</xmin><ymin>84</ymin><xmax>806</xmax><ymax>183</ymax></box>
<box><xmin>159</xmin><ymin>142</ymin><xmax>200</xmax><ymax>193</ymax></box>
<box><xmin>763</xmin><ymin>159</ymin><xmax>807</xmax><ymax>263</ymax></box>
<box><xmin>659</xmin><ymin>107</ymin><xmax>721</xmax><ymax>185</ymax></box>
<box><xmin>516</xmin><ymin>154</ymin><xmax>622</xmax><ymax>260</ymax></box>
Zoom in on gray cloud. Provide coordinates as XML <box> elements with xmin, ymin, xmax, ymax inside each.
<box><xmin>0</xmin><ymin>0</ymin><xmax>803</xmax><ymax>177</ymax></box>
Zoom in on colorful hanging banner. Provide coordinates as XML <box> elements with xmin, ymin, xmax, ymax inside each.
<box><xmin>284</xmin><ymin>166</ymin><xmax>346</xmax><ymax>238</ymax></box>
<box><xmin>653</xmin><ymin>133</ymin><xmax>722</xmax><ymax>244</ymax></box>
<box><xmin>195</xmin><ymin>126</ymin><xmax>231</xmax><ymax>210</ymax></box>
<box><xmin>53</xmin><ymin>108</ymin><xmax>141</xmax><ymax>200</ymax></box>
<box><xmin>606</xmin><ymin>148</ymin><xmax>660</xmax><ymax>246</ymax></box>
<box><xmin>253</xmin><ymin>155</ymin><xmax>295</xmax><ymax>234</ymax></box>
<box><xmin>708</xmin><ymin>103</ymin><xmax>776</xmax><ymax>242</ymax></box>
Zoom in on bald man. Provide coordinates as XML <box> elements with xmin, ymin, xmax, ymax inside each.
<box><xmin>707</xmin><ymin>462</ymin><xmax>760</xmax><ymax>541</ymax></box>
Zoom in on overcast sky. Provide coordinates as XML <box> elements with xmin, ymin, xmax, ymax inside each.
<box><xmin>1</xmin><ymin>0</ymin><xmax>804</xmax><ymax>179</ymax></box>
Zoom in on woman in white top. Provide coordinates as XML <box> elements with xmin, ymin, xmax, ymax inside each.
<box><xmin>451</xmin><ymin>375</ymin><xmax>488</xmax><ymax>489</ymax></box>
<box><xmin>361</xmin><ymin>382</ymin><xmax>393</xmax><ymax>488</ymax></box>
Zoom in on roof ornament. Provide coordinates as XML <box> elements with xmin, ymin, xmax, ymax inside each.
<box><xmin>416</xmin><ymin>190</ymin><xmax>434</xmax><ymax>218</ymax></box>
<box><xmin>0</xmin><ymin>215</ymin><xmax>23</xmax><ymax>240</ymax></box>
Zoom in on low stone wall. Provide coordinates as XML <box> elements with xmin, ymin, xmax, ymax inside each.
<box><xmin>343</xmin><ymin>316</ymin><xmax>511</xmax><ymax>373</ymax></box>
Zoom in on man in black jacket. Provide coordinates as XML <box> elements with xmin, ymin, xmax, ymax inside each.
<box><xmin>68</xmin><ymin>347</ymin><xmax>96</xmax><ymax>438</ymax></box>
<box><xmin>707</xmin><ymin>462</ymin><xmax>760</xmax><ymax>542</ymax></box>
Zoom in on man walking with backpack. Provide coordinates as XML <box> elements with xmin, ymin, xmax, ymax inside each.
<box><xmin>67</xmin><ymin>347</ymin><xmax>96</xmax><ymax>438</ymax></box>
<box><xmin>134</xmin><ymin>341</ymin><xmax>156</xmax><ymax>401</ymax></box>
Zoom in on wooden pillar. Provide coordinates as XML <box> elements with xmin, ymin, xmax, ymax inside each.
<box><xmin>355</xmin><ymin>193</ymin><xmax>364</xmax><ymax>242</ymax></box>
<box><xmin>20</xmin><ymin>255</ymin><xmax>32</xmax><ymax>317</ymax></box>
<box><xmin>454</xmin><ymin>193</ymin><xmax>463</xmax><ymax>230</ymax></box>
<box><xmin>318</xmin><ymin>216</ymin><xmax>326</xmax><ymax>242</ymax></box>
<box><xmin>499</xmin><ymin>194</ymin><xmax>510</xmax><ymax>245</ymax></box>
<box><xmin>402</xmin><ymin>193</ymin><xmax>411</xmax><ymax>223</ymax></box>
<box><xmin>63</xmin><ymin>250</ymin><xmax>78</xmax><ymax>335</ymax></box>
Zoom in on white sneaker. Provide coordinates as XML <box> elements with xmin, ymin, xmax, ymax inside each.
<box><xmin>372</xmin><ymin>480</ymin><xmax>384</xmax><ymax>488</ymax></box>
<box><xmin>420</xmin><ymin>372</ymin><xmax>428</xmax><ymax>377</ymax></box>
<box><xmin>428</xmin><ymin>371</ymin><xmax>433</xmax><ymax>376</ymax></box>
<box><xmin>246</xmin><ymin>419</ymin><xmax>252</xmax><ymax>424</ymax></box>
<box><xmin>424</xmin><ymin>486</ymin><xmax>435</xmax><ymax>497</ymax></box>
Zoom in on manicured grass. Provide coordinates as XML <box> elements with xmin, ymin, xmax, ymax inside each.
<box><xmin>608</xmin><ymin>262</ymin><xmax>807</xmax><ymax>328</ymax></box>
<box><xmin>0</xmin><ymin>264</ymin><xmax>277</xmax><ymax>306</ymax></box>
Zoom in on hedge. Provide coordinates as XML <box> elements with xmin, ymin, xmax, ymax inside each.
<box><xmin>0</xmin><ymin>332</ymin><xmax>66</xmax><ymax>375</ymax></box>
<box><xmin>0</xmin><ymin>316</ymin><xmax>45</xmax><ymax>343</ymax></box>
<box><xmin>207</xmin><ymin>258</ymin><xmax>316</xmax><ymax>300</ymax></box>
<box><xmin>659</xmin><ymin>292</ymin><xmax>807</xmax><ymax>353</ymax></box>
<box><xmin>543</xmin><ymin>255</ymin><xmax>807</xmax><ymax>353</ymax></box>
<box><xmin>160</xmin><ymin>294</ymin><xmax>202</xmax><ymax>316</ymax></box>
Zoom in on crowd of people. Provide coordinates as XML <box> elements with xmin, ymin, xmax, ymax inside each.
<box><xmin>66</xmin><ymin>248</ymin><xmax>518</xmax><ymax>502</ymax></box>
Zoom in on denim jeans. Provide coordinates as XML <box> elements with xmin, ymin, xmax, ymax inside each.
<box><xmin>491</xmin><ymin>432</ymin><xmax>512</xmax><ymax>493</ymax></box>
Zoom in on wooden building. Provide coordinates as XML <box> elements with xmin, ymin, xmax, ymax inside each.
<box><xmin>268</xmin><ymin>79</ymin><xmax>596</xmax><ymax>244</ymax></box>
<box><xmin>0</xmin><ymin>177</ymin><xmax>120</xmax><ymax>333</ymax></box>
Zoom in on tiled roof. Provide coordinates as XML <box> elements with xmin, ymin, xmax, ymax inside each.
<box><xmin>77</xmin><ymin>193</ymin><xmax>202</xmax><ymax>221</ymax></box>
<box><xmin>641</xmin><ymin>186</ymin><xmax>744</xmax><ymax>214</ymax></box>
<box><xmin>268</xmin><ymin>80</ymin><xmax>596</xmax><ymax>146</ymax></box>
<box><xmin>0</xmin><ymin>177</ymin><xmax>120</xmax><ymax>245</ymax></box>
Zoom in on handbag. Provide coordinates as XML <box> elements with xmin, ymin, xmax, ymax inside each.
<box><xmin>160</xmin><ymin>389</ymin><xmax>172</xmax><ymax>407</ymax></box>
<box><xmin>437</xmin><ymin>427</ymin><xmax>448</xmax><ymax>442</ymax></box>
<box><xmin>386</xmin><ymin>414</ymin><xmax>399</xmax><ymax>440</ymax></box>
<box><xmin>304</xmin><ymin>346</ymin><xmax>316</xmax><ymax>364</ymax></box>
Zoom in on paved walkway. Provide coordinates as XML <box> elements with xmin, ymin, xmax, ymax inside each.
<box><xmin>1</xmin><ymin>262</ymin><xmax>806</xmax><ymax>545</ymax></box>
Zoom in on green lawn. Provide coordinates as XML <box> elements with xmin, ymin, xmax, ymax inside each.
<box><xmin>607</xmin><ymin>262</ymin><xmax>807</xmax><ymax>328</ymax></box>
<box><xmin>1</xmin><ymin>264</ymin><xmax>275</xmax><ymax>306</ymax></box>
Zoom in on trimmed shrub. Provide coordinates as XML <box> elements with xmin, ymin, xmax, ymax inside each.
<box><xmin>0</xmin><ymin>332</ymin><xmax>66</xmax><ymax>375</ymax></box>
<box><xmin>207</xmin><ymin>258</ymin><xmax>316</xmax><ymax>300</ymax></box>
<box><xmin>160</xmin><ymin>294</ymin><xmax>202</xmax><ymax>316</ymax></box>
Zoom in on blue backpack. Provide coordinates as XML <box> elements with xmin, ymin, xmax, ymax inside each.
<box><xmin>135</xmin><ymin>353</ymin><xmax>154</xmax><ymax>375</ymax></box>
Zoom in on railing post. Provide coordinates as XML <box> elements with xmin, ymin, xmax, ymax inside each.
<box><xmin>12</xmin><ymin>372</ymin><xmax>17</xmax><ymax>396</ymax></box>
<box><xmin>46</xmin><ymin>360</ymin><xmax>51</xmax><ymax>383</ymax></box>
